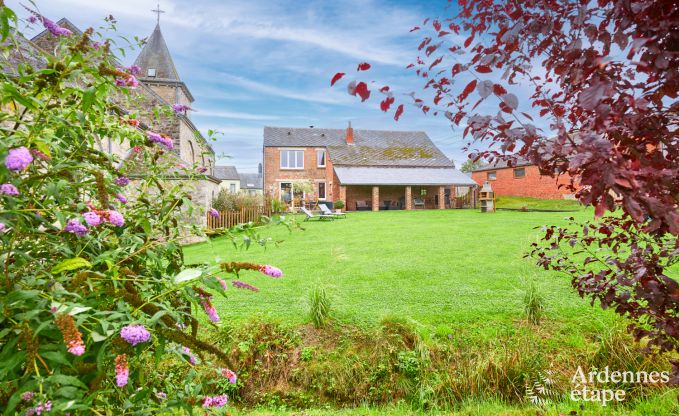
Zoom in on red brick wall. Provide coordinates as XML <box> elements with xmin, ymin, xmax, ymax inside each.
<box><xmin>263</xmin><ymin>147</ymin><xmax>335</xmax><ymax>201</ymax></box>
<box><xmin>471</xmin><ymin>165</ymin><xmax>577</xmax><ymax>199</ymax></box>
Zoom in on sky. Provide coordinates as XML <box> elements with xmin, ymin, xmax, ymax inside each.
<box><xmin>8</xmin><ymin>0</ymin><xmax>476</xmax><ymax>173</ymax></box>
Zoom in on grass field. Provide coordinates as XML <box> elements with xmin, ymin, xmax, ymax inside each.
<box><xmin>186</xmin><ymin>209</ymin><xmax>614</xmax><ymax>335</ymax></box>
<box><xmin>183</xmin><ymin>209</ymin><xmax>677</xmax><ymax>414</ymax></box>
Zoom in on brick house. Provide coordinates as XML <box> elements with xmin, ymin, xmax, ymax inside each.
<box><xmin>263</xmin><ymin>124</ymin><xmax>477</xmax><ymax>211</ymax></box>
<box><xmin>470</xmin><ymin>158</ymin><xmax>578</xmax><ymax>199</ymax></box>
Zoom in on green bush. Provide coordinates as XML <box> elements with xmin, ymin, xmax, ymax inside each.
<box><xmin>333</xmin><ymin>200</ymin><xmax>345</xmax><ymax>210</ymax></box>
<box><xmin>523</xmin><ymin>281</ymin><xmax>546</xmax><ymax>325</ymax></box>
<box><xmin>212</xmin><ymin>188</ymin><xmax>263</xmax><ymax>211</ymax></box>
<box><xmin>308</xmin><ymin>285</ymin><xmax>331</xmax><ymax>328</ymax></box>
<box><xmin>0</xmin><ymin>7</ymin><xmax>284</xmax><ymax>414</ymax></box>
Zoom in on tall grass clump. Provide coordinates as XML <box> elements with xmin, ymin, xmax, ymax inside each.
<box><xmin>523</xmin><ymin>281</ymin><xmax>545</xmax><ymax>325</ymax></box>
<box><xmin>309</xmin><ymin>285</ymin><xmax>331</xmax><ymax>328</ymax></box>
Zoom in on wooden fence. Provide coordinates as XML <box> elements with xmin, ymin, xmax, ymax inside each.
<box><xmin>206</xmin><ymin>206</ymin><xmax>272</xmax><ymax>230</ymax></box>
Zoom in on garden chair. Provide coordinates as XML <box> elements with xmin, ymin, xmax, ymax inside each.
<box><xmin>300</xmin><ymin>206</ymin><xmax>334</xmax><ymax>221</ymax></box>
<box><xmin>319</xmin><ymin>203</ymin><xmax>346</xmax><ymax>219</ymax></box>
<box><xmin>413</xmin><ymin>198</ymin><xmax>425</xmax><ymax>209</ymax></box>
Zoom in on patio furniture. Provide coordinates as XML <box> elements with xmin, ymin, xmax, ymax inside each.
<box><xmin>355</xmin><ymin>200</ymin><xmax>371</xmax><ymax>211</ymax></box>
<box><xmin>300</xmin><ymin>206</ymin><xmax>334</xmax><ymax>221</ymax></box>
<box><xmin>320</xmin><ymin>203</ymin><xmax>346</xmax><ymax>218</ymax></box>
<box><xmin>380</xmin><ymin>200</ymin><xmax>391</xmax><ymax>210</ymax></box>
<box><xmin>413</xmin><ymin>198</ymin><xmax>425</xmax><ymax>209</ymax></box>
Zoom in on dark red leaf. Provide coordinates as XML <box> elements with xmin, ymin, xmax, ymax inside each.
<box><xmin>380</xmin><ymin>96</ymin><xmax>395</xmax><ymax>112</ymax></box>
<box><xmin>394</xmin><ymin>104</ymin><xmax>404</xmax><ymax>121</ymax></box>
<box><xmin>475</xmin><ymin>65</ymin><xmax>492</xmax><ymax>73</ymax></box>
<box><xmin>433</xmin><ymin>19</ymin><xmax>441</xmax><ymax>32</ymax></box>
<box><xmin>521</xmin><ymin>112</ymin><xmax>534</xmax><ymax>121</ymax></box>
<box><xmin>330</xmin><ymin>72</ymin><xmax>345</xmax><ymax>87</ymax></box>
<box><xmin>409</xmin><ymin>26</ymin><xmax>420</xmax><ymax>32</ymax></box>
<box><xmin>492</xmin><ymin>84</ymin><xmax>507</xmax><ymax>95</ymax></box>
<box><xmin>357</xmin><ymin>62</ymin><xmax>371</xmax><ymax>72</ymax></box>
<box><xmin>438</xmin><ymin>31</ymin><xmax>450</xmax><ymax>37</ymax></box>
<box><xmin>379</xmin><ymin>86</ymin><xmax>390</xmax><ymax>93</ymax></box>
<box><xmin>354</xmin><ymin>82</ymin><xmax>370</xmax><ymax>102</ymax></box>
<box><xmin>464</xmin><ymin>34</ymin><xmax>474</xmax><ymax>48</ymax></box>
<box><xmin>459</xmin><ymin>79</ymin><xmax>477</xmax><ymax>101</ymax></box>
<box><xmin>429</xmin><ymin>56</ymin><xmax>443</xmax><ymax>70</ymax></box>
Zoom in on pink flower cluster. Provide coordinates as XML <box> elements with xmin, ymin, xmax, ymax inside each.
<box><xmin>182</xmin><ymin>346</ymin><xmax>197</xmax><ymax>365</ymax></box>
<box><xmin>115</xmin><ymin>354</ymin><xmax>129</xmax><ymax>387</ymax></box>
<box><xmin>5</xmin><ymin>147</ymin><xmax>33</xmax><ymax>172</ymax></box>
<box><xmin>259</xmin><ymin>265</ymin><xmax>283</xmax><ymax>278</ymax></box>
<box><xmin>232</xmin><ymin>280</ymin><xmax>259</xmax><ymax>292</ymax></box>
<box><xmin>66</xmin><ymin>210</ymin><xmax>125</xmax><ymax>236</ymax></box>
<box><xmin>0</xmin><ymin>183</ymin><xmax>19</xmax><ymax>196</ymax></box>
<box><xmin>199</xmin><ymin>293</ymin><xmax>220</xmax><ymax>323</ymax></box>
<box><xmin>23</xmin><ymin>6</ymin><xmax>71</xmax><ymax>37</ymax></box>
<box><xmin>202</xmin><ymin>394</ymin><xmax>228</xmax><ymax>408</ymax></box>
<box><xmin>114</xmin><ymin>176</ymin><xmax>130</xmax><ymax>186</ymax></box>
<box><xmin>220</xmin><ymin>368</ymin><xmax>237</xmax><ymax>384</ymax></box>
<box><xmin>147</xmin><ymin>131</ymin><xmax>174</xmax><ymax>150</ymax></box>
<box><xmin>216</xmin><ymin>277</ymin><xmax>228</xmax><ymax>290</ymax></box>
<box><xmin>208</xmin><ymin>208</ymin><xmax>219</xmax><ymax>218</ymax></box>
<box><xmin>171</xmin><ymin>103</ymin><xmax>192</xmax><ymax>114</ymax></box>
<box><xmin>25</xmin><ymin>400</ymin><xmax>52</xmax><ymax>415</ymax></box>
<box><xmin>120</xmin><ymin>325</ymin><xmax>151</xmax><ymax>346</ymax></box>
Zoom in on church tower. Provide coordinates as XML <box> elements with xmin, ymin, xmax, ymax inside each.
<box><xmin>133</xmin><ymin>21</ymin><xmax>194</xmax><ymax>116</ymax></box>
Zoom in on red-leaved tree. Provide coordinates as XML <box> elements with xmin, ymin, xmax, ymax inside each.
<box><xmin>332</xmin><ymin>0</ymin><xmax>678</xmax><ymax>382</ymax></box>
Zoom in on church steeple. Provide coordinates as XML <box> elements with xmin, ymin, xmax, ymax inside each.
<box><xmin>134</xmin><ymin>23</ymin><xmax>181</xmax><ymax>81</ymax></box>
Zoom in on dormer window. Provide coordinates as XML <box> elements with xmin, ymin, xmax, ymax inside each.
<box><xmin>147</xmin><ymin>68</ymin><xmax>156</xmax><ymax>77</ymax></box>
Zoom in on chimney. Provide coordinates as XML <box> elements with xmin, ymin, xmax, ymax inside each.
<box><xmin>346</xmin><ymin>121</ymin><xmax>354</xmax><ymax>145</ymax></box>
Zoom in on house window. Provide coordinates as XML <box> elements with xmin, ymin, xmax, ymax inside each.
<box><xmin>280</xmin><ymin>182</ymin><xmax>292</xmax><ymax>203</ymax></box>
<box><xmin>487</xmin><ymin>171</ymin><xmax>497</xmax><ymax>180</ymax></box>
<box><xmin>513</xmin><ymin>168</ymin><xmax>526</xmax><ymax>178</ymax></box>
<box><xmin>318</xmin><ymin>182</ymin><xmax>326</xmax><ymax>200</ymax></box>
<box><xmin>317</xmin><ymin>150</ymin><xmax>326</xmax><ymax>167</ymax></box>
<box><xmin>280</xmin><ymin>149</ymin><xmax>304</xmax><ymax>169</ymax></box>
<box><xmin>147</xmin><ymin>68</ymin><xmax>156</xmax><ymax>77</ymax></box>
<box><xmin>229</xmin><ymin>184</ymin><xmax>236</xmax><ymax>193</ymax></box>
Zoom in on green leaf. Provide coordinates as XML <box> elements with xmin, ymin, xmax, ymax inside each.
<box><xmin>41</xmin><ymin>351</ymin><xmax>73</xmax><ymax>368</ymax></box>
<box><xmin>81</xmin><ymin>87</ymin><xmax>96</xmax><ymax>112</ymax></box>
<box><xmin>50</xmin><ymin>302</ymin><xmax>92</xmax><ymax>315</ymax></box>
<box><xmin>173</xmin><ymin>268</ymin><xmax>202</xmax><ymax>284</ymax></box>
<box><xmin>49</xmin><ymin>374</ymin><xmax>88</xmax><ymax>389</ymax></box>
<box><xmin>51</xmin><ymin>257</ymin><xmax>92</xmax><ymax>274</ymax></box>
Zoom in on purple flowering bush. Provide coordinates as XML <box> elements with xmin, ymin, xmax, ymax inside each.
<box><xmin>0</xmin><ymin>6</ymin><xmax>284</xmax><ymax>414</ymax></box>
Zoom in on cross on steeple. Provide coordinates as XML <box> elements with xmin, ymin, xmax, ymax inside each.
<box><xmin>151</xmin><ymin>3</ymin><xmax>165</xmax><ymax>24</ymax></box>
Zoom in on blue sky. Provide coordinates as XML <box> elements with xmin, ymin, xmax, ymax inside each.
<box><xmin>9</xmin><ymin>0</ymin><xmax>474</xmax><ymax>173</ymax></box>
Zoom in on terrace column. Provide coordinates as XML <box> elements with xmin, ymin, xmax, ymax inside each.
<box><xmin>372</xmin><ymin>186</ymin><xmax>379</xmax><ymax>211</ymax></box>
<box><xmin>438</xmin><ymin>186</ymin><xmax>445</xmax><ymax>209</ymax></box>
<box><xmin>405</xmin><ymin>186</ymin><xmax>412</xmax><ymax>210</ymax></box>
<box><xmin>339</xmin><ymin>185</ymin><xmax>346</xmax><ymax>206</ymax></box>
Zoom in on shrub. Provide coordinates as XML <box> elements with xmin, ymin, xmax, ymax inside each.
<box><xmin>212</xmin><ymin>188</ymin><xmax>262</xmax><ymax>211</ymax></box>
<box><xmin>308</xmin><ymin>285</ymin><xmax>331</xmax><ymax>328</ymax></box>
<box><xmin>0</xmin><ymin>8</ymin><xmax>283</xmax><ymax>413</ymax></box>
<box><xmin>523</xmin><ymin>281</ymin><xmax>545</xmax><ymax>325</ymax></box>
<box><xmin>333</xmin><ymin>200</ymin><xmax>345</xmax><ymax>210</ymax></box>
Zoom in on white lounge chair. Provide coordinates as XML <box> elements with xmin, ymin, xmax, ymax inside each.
<box><xmin>300</xmin><ymin>206</ymin><xmax>334</xmax><ymax>221</ymax></box>
<box><xmin>319</xmin><ymin>203</ymin><xmax>346</xmax><ymax>218</ymax></box>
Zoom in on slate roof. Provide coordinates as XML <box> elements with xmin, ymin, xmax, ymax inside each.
<box><xmin>472</xmin><ymin>156</ymin><xmax>533</xmax><ymax>172</ymax></box>
<box><xmin>134</xmin><ymin>24</ymin><xmax>180</xmax><ymax>81</ymax></box>
<box><xmin>239</xmin><ymin>173</ymin><xmax>263</xmax><ymax>190</ymax></box>
<box><xmin>334</xmin><ymin>167</ymin><xmax>477</xmax><ymax>186</ymax></box>
<box><xmin>264</xmin><ymin>126</ymin><xmax>453</xmax><ymax>168</ymax></box>
<box><xmin>213</xmin><ymin>165</ymin><xmax>239</xmax><ymax>180</ymax></box>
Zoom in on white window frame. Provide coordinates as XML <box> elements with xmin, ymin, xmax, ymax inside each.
<box><xmin>316</xmin><ymin>149</ymin><xmax>326</xmax><ymax>168</ymax></box>
<box><xmin>229</xmin><ymin>183</ymin><xmax>236</xmax><ymax>193</ymax></box>
<box><xmin>487</xmin><ymin>171</ymin><xmax>497</xmax><ymax>181</ymax></box>
<box><xmin>280</xmin><ymin>148</ymin><xmax>305</xmax><ymax>170</ymax></box>
<box><xmin>318</xmin><ymin>181</ymin><xmax>326</xmax><ymax>200</ymax></box>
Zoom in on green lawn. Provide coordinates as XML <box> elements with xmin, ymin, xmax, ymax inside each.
<box><xmin>185</xmin><ymin>209</ymin><xmax>614</xmax><ymax>334</ymax></box>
